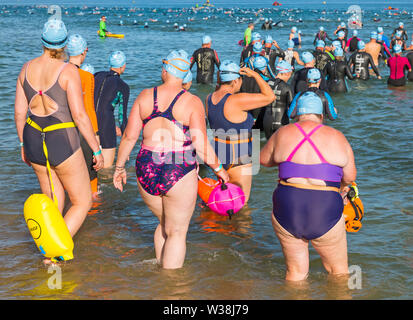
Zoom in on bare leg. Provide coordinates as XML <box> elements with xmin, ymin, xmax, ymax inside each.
<box><xmin>227</xmin><ymin>164</ymin><xmax>252</xmax><ymax>203</ymax></box>
<box><xmin>272</xmin><ymin>214</ymin><xmax>310</xmax><ymax>281</ymax></box>
<box><xmin>161</xmin><ymin>170</ymin><xmax>198</xmax><ymax>269</ymax></box>
<box><xmin>311</xmin><ymin>216</ymin><xmax>348</xmax><ymax>276</ymax></box>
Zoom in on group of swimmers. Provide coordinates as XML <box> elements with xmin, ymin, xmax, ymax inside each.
<box><xmin>14</xmin><ymin>16</ymin><xmax>412</xmax><ymax>280</ymax></box>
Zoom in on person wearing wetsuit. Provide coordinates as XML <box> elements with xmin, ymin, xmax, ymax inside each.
<box><xmin>391</xmin><ymin>22</ymin><xmax>408</xmax><ymax>42</ymax></box>
<box><xmin>348</xmin><ymin>41</ymin><xmax>381</xmax><ymax>81</ymax></box>
<box><xmin>334</xmin><ymin>22</ymin><xmax>348</xmax><ymax>43</ymax></box>
<box><xmin>387</xmin><ymin>45</ymin><xmax>412</xmax><ymax>87</ymax></box>
<box><xmin>326</xmin><ymin>48</ymin><xmax>355</xmax><ymax>93</ymax></box>
<box><xmin>377</xmin><ymin>33</ymin><xmax>392</xmax><ymax>65</ymax></box>
<box><xmin>377</xmin><ymin>27</ymin><xmax>390</xmax><ymax>48</ymax></box>
<box><xmin>313</xmin><ymin>40</ymin><xmax>334</xmax><ymax>75</ymax></box>
<box><xmin>240</xmin><ymin>32</ymin><xmax>261</xmax><ymax>67</ymax></box>
<box><xmin>261</xmin><ymin>19</ymin><xmax>272</xmax><ymax>30</ymax></box>
<box><xmin>345</xmin><ymin>30</ymin><xmax>360</xmax><ymax>53</ymax></box>
<box><xmin>94</xmin><ymin>51</ymin><xmax>130</xmax><ymax>168</ymax></box>
<box><xmin>190</xmin><ymin>35</ymin><xmax>220</xmax><ymax>84</ymax></box>
<box><xmin>289</xmin><ymin>68</ymin><xmax>337</xmax><ymax>121</ymax></box>
<box><xmin>290</xmin><ymin>51</ymin><xmax>328</xmax><ymax>95</ymax></box>
<box><xmin>263</xmin><ymin>35</ymin><xmax>285</xmax><ymax>75</ymax></box>
<box><xmin>334</xmin><ymin>30</ymin><xmax>347</xmax><ymax>52</ymax></box>
<box><xmin>246</xmin><ymin>42</ymin><xmax>276</xmax><ymax>79</ymax></box>
<box><xmin>313</xmin><ymin>26</ymin><xmax>333</xmax><ymax>46</ymax></box>
<box><xmin>390</xmin><ymin>31</ymin><xmax>407</xmax><ymax>51</ymax></box>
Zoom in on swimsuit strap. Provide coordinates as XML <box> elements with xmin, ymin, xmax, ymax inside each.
<box><xmin>286</xmin><ymin>123</ymin><xmax>327</xmax><ymax>163</ymax></box>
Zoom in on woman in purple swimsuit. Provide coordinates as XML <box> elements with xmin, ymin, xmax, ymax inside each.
<box><xmin>113</xmin><ymin>50</ymin><xmax>229</xmax><ymax>269</ymax></box>
<box><xmin>260</xmin><ymin>91</ymin><xmax>357</xmax><ymax>281</ymax></box>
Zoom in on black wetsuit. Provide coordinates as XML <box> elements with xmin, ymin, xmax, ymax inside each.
<box><xmin>262</xmin><ymin>78</ymin><xmax>293</xmax><ymax>139</ymax></box>
<box><xmin>240</xmin><ymin>43</ymin><xmax>254</xmax><ymax>67</ymax></box>
<box><xmin>94</xmin><ymin>70</ymin><xmax>130</xmax><ymax>149</ymax></box>
<box><xmin>348</xmin><ymin>51</ymin><xmax>380</xmax><ymax>80</ymax></box>
<box><xmin>264</xmin><ymin>47</ymin><xmax>285</xmax><ymax>75</ymax></box>
<box><xmin>390</xmin><ymin>38</ymin><xmax>406</xmax><ymax>51</ymax></box>
<box><xmin>190</xmin><ymin>47</ymin><xmax>220</xmax><ymax>84</ymax></box>
<box><xmin>334</xmin><ymin>38</ymin><xmax>347</xmax><ymax>51</ymax></box>
<box><xmin>313</xmin><ymin>31</ymin><xmax>333</xmax><ymax>45</ymax></box>
<box><xmin>335</xmin><ymin>27</ymin><xmax>348</xmax><ymax>42</ymax></box>
<box><xmin>313</xmin><ymin>49</ymin><xmax>333</xmax><ymax>75</ymax></box>
<box><xmin>347</xmin><ymin>36</ymin><xmax>359</xmax><ymax>53</ymax></box>
<box><xmin>406</xmin><ymin>51</ymin><xmax>413</xmax><ymax>81</ymax></box>
<box><xmin>325</xmin><ymin>60</ymin><xmax>355</xmax><ymax>93</ymax></box>
<box><xmin>290</xmin><ymin>67</ymin><xmax>328</xmax><ymax>96</ymax></box>
<box><xmin>261</xmin><ymin>22</ymin><xmax>272</xmax><ymax>30</ymax></box>
<box><xmin>239</xmin><ymin>72</ymin><xmax>265</xmax><ymax>129</ymax></box>
<box><xmin>392</xmin><ymin>27</ymin><xmax>408</xmax><ymax>41</ymax></box>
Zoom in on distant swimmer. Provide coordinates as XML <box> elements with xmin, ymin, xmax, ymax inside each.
<box><xmin>326</xmin><ymin>48</ymin><xmax>355</xmax><ymax>93</ymax></box>
<box><xmin>94</xmin><ymin>51</ymin><xmax>130</xmax><ymax>168</ymax></box>
<box><xmin>243</xmin><ymin>23</ymin><xmax>255</xmax><ymax>47</ymax></box>
<box><xmin>365</xmin><ymin>31</ymin><xmax>382</xmax><ymax>68</ymax></box>
<box><xmin>290</xmin><ymin>52</ymin><xmax>328</xmax><ymax>95</ymax></box>
<box><xmin>313</xmin><ymin>26</ymin><xmax>333</xmax><ymax>46</ymax></box>
<box><xmin>190</xmin><ymin>35</ymin><xmax>220</xmax><ymax>84</ymax></box>
<box><xmin>348</xmin><ymin>41</ymin><xmax>382</xmax><ymax>81</ymax></box>
<box><xmin>345</xmin><ymin>30</ymin><xmax>360</xmax><ymax>53</ymax></box>
<box><xmin>280</xmin><ymin>40</ymin><xmax>304</xmax><ymax>70</ymax></box>
<box><xmin>334</xmin><ymin>22</ymin><xmax>348</xmax><ymax>43</ymax></box>
<box><xmin>261</xmin><ymin>18</ymin><xmax>272</xmax><ymax>30</ymax></box>
<box><xmin>289</xmin><ymin>26</ymin><xmax>301</xmax><ymax>47</ymax></box>
<box><xmin>387</xmin><ymin>45</ymin><xmax>411</xmax><ymax>87</ymax></box>
<box><xmin>98</xmin><ymin>16</ymin><xmax>111</xmax><ymax>38</ymax></box>
<box><xmin>391</xmin><ymin>22</ymin><xmax>408</xmax><ymax>41</ymax></box>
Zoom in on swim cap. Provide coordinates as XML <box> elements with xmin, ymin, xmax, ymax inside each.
<box><xmin>393</xmin><ymin>45</ymin><xmax>402</xmax><ymax>54</ymax></box>
<box><xmin>399</xmin><ymin>22</ymin><xmax>404</xmax><ymax>27</ymax></box>
<box><xmin>291</xmin><ymin>26</ymin><xmax>297</xmax><ymax>32</ymax></box>
<box><xmin>251</xmin><ymin>32</ymin><xmax>261</xmax><ymax>41</ymax></box>
<box><xmin>202</xmin><ymin>35</ymin><xmax>212</xmax><ymax>44</ymax></box>
<box><xmin>67</xmin><ymin>34</ymin><xmax>87</xmax><ymax>56</ymax></box>
<box><xmin>301</xmin><ymin>51</ymin><xmax>314</xmax><ymax>64</ymax></box>
<box><xmin>332</xmin><ymin>40</ymin><xmax>342</xmax><ymax>48</ymax></box>
<box><xmin>253</xmin><ymin>41</ymin><xmax>263</xmax><ymax>53</ymax></box>
<box><xmin>162</xmin><ymin>50</ymin><xmax>190</xmax><ymax>80</ymax></box>
<box><xmin>41</xmin><ymin>19</ymin><xmax>68</xmax><ymax>49</ymax></box>
<box><xmin>338</xmin><ymin>30</ymin><xmax>345</xmax><ymax>38</ymax></box>
<box><xmin>80</xmin><ymin>63</ymin><xmax>95</xmax><ymax>74</ymax></box>
<box><xmin>377</xmin><ymin>27</ymin><xmax>383</xmax><ymax>33</ymax></box>
<box><xmin>319</xmin><ymin>26</ymin><xmax>324</xmax><ymax>32</ymax></box>
<box><xmin>353</xmin><ymin>30</ymin><xmax>358</xmax><ymax>37</ymax></box>
<box><xmin>316</xmin><ymin>40</ymin><xmax>325</xmax><ymax>48</ymax></box>
<box><xmin>287</xmin><ymin>40</ymin><xmax>294</xmax><ymax>49</ymax></box>
<box><xmin>298</xmin><ymin>30</ymin><xmax>302</xmax><ymax>34</ymax></box>
<box><xmin>109</xmin><ymin>51</ymin><xmax>126</xmax><ymax>68</ymax></box>
<box><xmin>219</xmin><ymin>60</ymin><xmax>240</xmax><ymax>82</ymax></box>
<box><xmin>253</xmin><ymin>56</ymin><xmax>267</xmax><ymax>71</ymax></box>
<box><xmin>265</xmin><ymin>35</ymin><xmax>273</xmax><ymax>44</ymax></box>
<box><xmin>358</xmin><ymin>40</ymin><xmax>365</xmax><ymax>50</ymax></box>
<box><xmin>340</xmin><ymin>22</ymin><xmax>346</xmax><ymax>28</ymax></box>
<box><xmin>377</xmin><ymin>34</ymin><xmax>383</xmax><ymax>41</ymax></box>
<box><xmin>296</xmin><ymin>91</ymin><xmax>323</xmax><ymax>116</ymax></box>
<box><xmin>370</xmin><ymin>31</ymin><xmax>378</xmax><ymax>39</ymax></box>
<box><xmin>334</xmin><ymin>47</ymin><xmax>344</xmax><ymax>57</ymax></box>
<box><xmin>276</xmin><ymin>60</ymin><xmax>292</xmax><ymax>74</ymax></box>
<box><xmin>307</xmin><ymin>68</ymin><xmax>321</xmax><ymax>83</ymax></box>
<box><xmin>183</xmin><ymin>70</ymin><xmax>192</xmax><ymax>84</ymax></box>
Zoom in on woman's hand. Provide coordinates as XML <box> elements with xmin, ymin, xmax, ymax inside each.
<box><xmin>215</xmin><ymin>168</ymin><xmax>230</xmax><ymax>184</ymax></box>
<box><xmin>239</xmin><ymin>67</ymin><xmax>259</xmax><ymax>78</ymax></box>
<box><xmin>93</xmin><ymin>153</ymin><xmax>104</xmax><ymax>171</ymax></box>
<box><xmin>113</xmin><ymin>167</ymin><xmax>127</xmax><ymax>192</ymax></box>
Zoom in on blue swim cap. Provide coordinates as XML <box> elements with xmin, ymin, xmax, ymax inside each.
<box><xmin>276</xmin><ymin>60</ymin><xmax>292</xmax><ymax>74</ymax></box>
<box><xmin>319</xmin><ymin>26</ymin><xmax>324</xmax><ymax>32</ymax></box>
<box><xmin>316</xmin><ymin>40</ymin><xmax>325</xmax><ymax>48</ymax></box>
<box><xmin>302</xmin><ymin>51</ymin><xmax>314</xmax><ymax>64</ymax></box>
<box><xmin>334</xmin><ymin>47</ymin><xmax>344</xmax><ymax>57</ymax></box>
<box><xmin>253</xmin><ymin>41</ymin><xmax>263</xmax><ymax>53</ymax></box>
<box><xmin>377</xmin><ymin>34</ymin><xmax>383</xmax><ymax>41</ymax></box>
<box><xmin>67</xmin><ymin>34</ymin><xmax>87</xmax><ymax>56</ymax></box>
<box><xmin>370</xmin><ymin>31</ymin><xmax>378</xmax><ymax>39</ymax></box>
<box><xmin>80</xmin><ymin>63</ymin><xmax>95</xmax><ymax>74</ymax></box>
<box><xmin>340</xmin><ymin>22</ymin><xmax>346</xmax><ymax>28</ymax></box>
<box><xmin>332</xmin><ymin>40</ymin><xmax>342</xmax><ymax>48</ymax></box>
<box><xmin>296</xmin><ymin>91</ymin><xmax>323</xmax><ymax>116</ymax></box>
<box><xmin>358</xmin><ymin>40</ymin><xmax>365</xmax><ymax>50</ymax></box>
<box><xmin>377</xmin><ymin>27</ymin><xmax>383</xmax><ymax>33</ymax></box>
<box><xmin>253</xmin><ymin>56</ymin><xmax>267</xmax><ymax>71</ymax></box>
<box><xmin>163</xmin><ymin>49</ymin><xmax>190</xmax><ymax>80</ymax></box>
<box><xmin>399</xmin><ymin>22</ymin><xmax>404</xmax><ymax>27</ymax></box>
<box><xmin>393</xmin><ymin>45</ymin><xmax>402</xmax><ymax>54</ymax></box>
<box><xmin>252</xmin><ymin>32</ymin><xmax>261</xmax><ymax>41</ymax></box>
<box><xmin>353</xmin><ymin>30</ymin><xmax>358</xmax><ymax>37</ymax></box>
<box><xmin>41</xmin><ymin>19</ymin><xmax>68</xmax><ymax>49</ymax></box>
<box><xmin>109</xmin><ymin>51</ymin><xmax>126</xmax><ymax>68</ymax></box>
<box><xmin>219</xmin><ymin>60</ymin><xmax>240</xmax><ymax>82</ymax></box>
<box><xmin>183</xmin><ymin>70</ymin><xmax>192</xmax><ymax>84</ymax></box>
<box><xmin>287</xmin><ymin>40</ymin><xmax>295</xmax><ymax>49</ymax></box>
<box><xmin>307</xmin><ymin>68</ymin><xmax>321</xmax><ymax>83</ymax></box>
<box><xmin>291</xmin><ymin>26</ymin><xmax>297</xmax><ymax>32</ymax></box>
<box><xmin>265</xmin><ymin>35</ymin><xmax>273</xmax><ymax>44</ymax></box>
<box><xmin>202</xmin><ymin>35</ymin><xmax>211</xmax><ymax>44</ymax></box>
<box><xmin>338</xmin><ymin>30</ymin><xmax>345</xmax><ymax>38</ymax></box>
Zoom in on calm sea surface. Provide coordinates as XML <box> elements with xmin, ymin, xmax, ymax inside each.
<box><xmin>0</xmin><ymin>3</ymin><xmax>413</xmax><ymax>299</ymax></box>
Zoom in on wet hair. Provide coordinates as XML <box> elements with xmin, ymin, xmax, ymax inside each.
<box><xmin>43</xmin><ymin>46</ymin><xmax>66</xmax><ymax>60</ymax></box>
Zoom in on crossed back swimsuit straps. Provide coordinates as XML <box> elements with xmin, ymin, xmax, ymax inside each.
<box><xmin>135</xmin><ymin>87</ymin><xmax>197</xmax><ymax>196</ymax></box>
<box><xmin>22</xmin><ymin>62</ymin><xmax>80</xmax><ymax>167</ymax></box>
<box><xmin>273</xmin><ymin>123</ymin><xmax>344</xmax><ymax>240</ymax></box>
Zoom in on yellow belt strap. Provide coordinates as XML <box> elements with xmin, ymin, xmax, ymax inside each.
<box><xmin>26</xmin><ymin>118</ymin><xmax>77</xmax><ymax>207</ymax></box>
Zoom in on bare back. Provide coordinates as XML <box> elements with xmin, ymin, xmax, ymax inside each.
<box><xmin>365</xmin><ymin>41</ymin><xmax>381</xmax><ymax>66</ymax></box>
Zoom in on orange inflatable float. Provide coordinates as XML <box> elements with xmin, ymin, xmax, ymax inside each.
<box><xmin>197</xmin><ymin>177</ymin><xmax>219</xmax><ymax>203</ymax></box>
<box><xmin>342</xmin><ymin>182</ymin><xmax>364</xmax><ymax>232</ymax></box>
